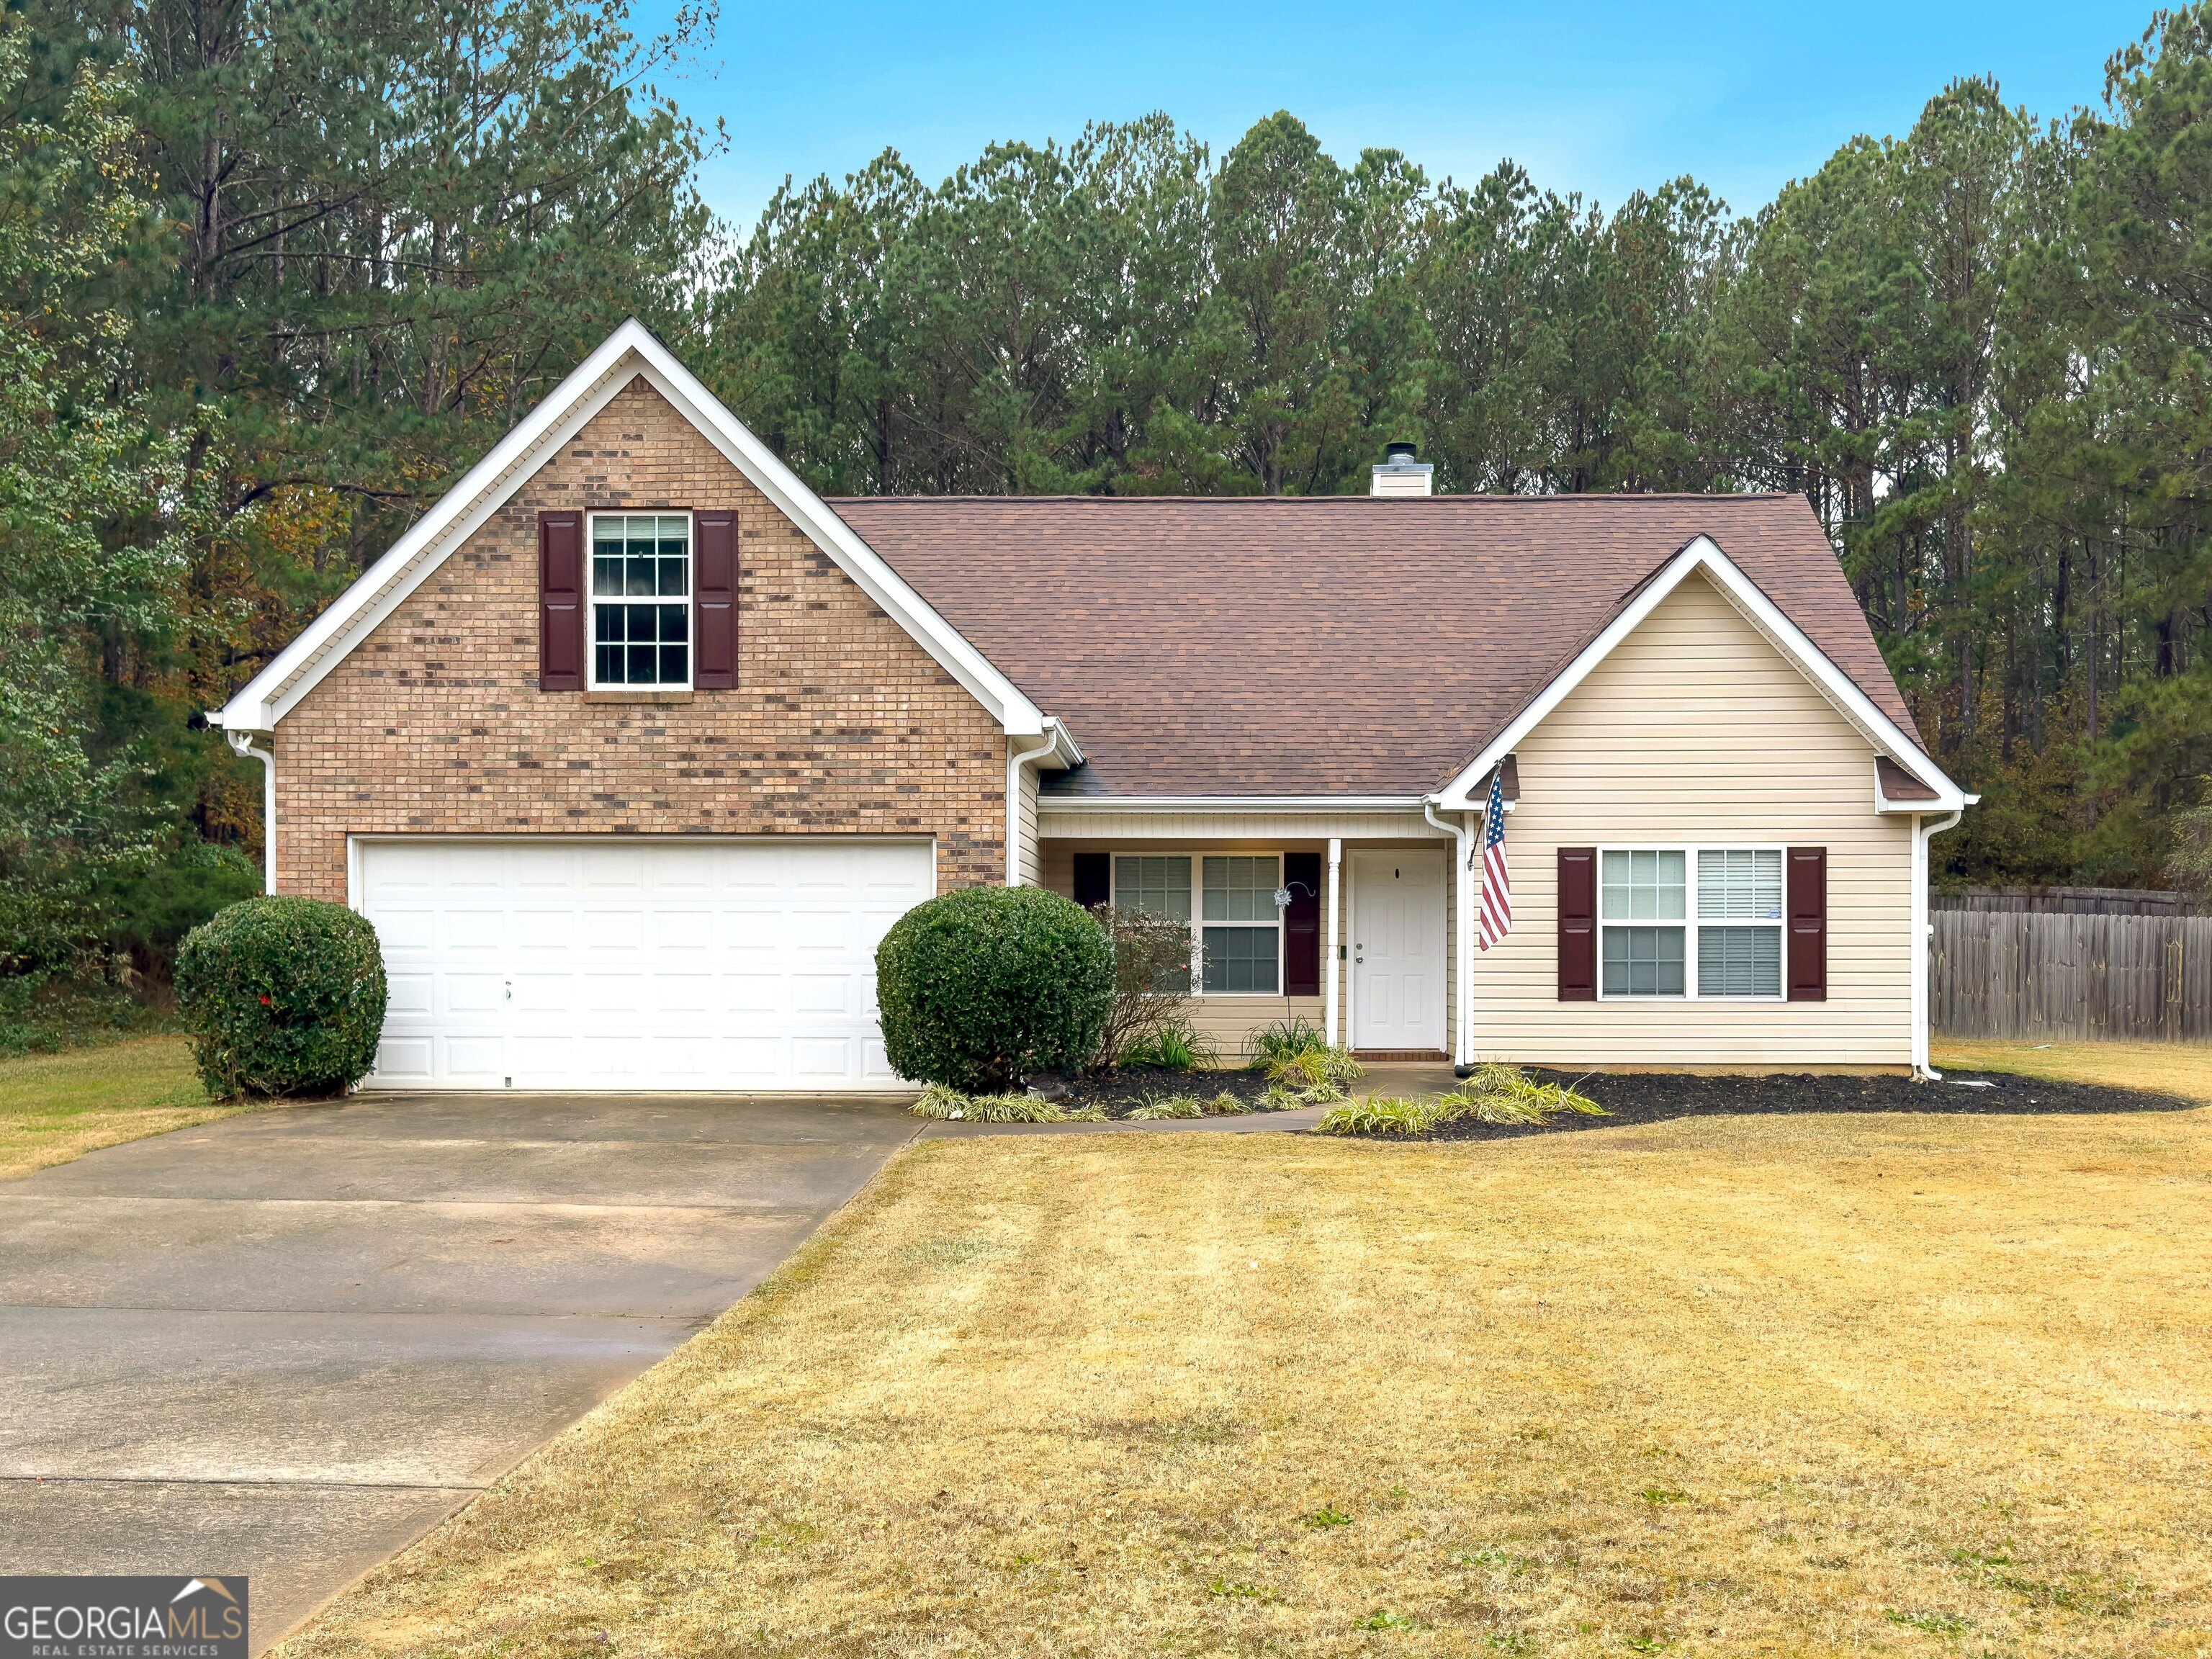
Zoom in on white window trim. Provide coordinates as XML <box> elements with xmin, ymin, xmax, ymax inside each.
<box><xmin>1596</xmin><ymin>842</ymin><xmax>1787</xmax><ymax>1003</ymax></box>
<box><xmin>1109</xmin><ymin>850</ymin><xmax>1286</xmax><ymax>998</ymax></box>
<box><xmin>586</xmin><ymin>510</ymin><xmax>695</xmax><ymax>692</ymax></box>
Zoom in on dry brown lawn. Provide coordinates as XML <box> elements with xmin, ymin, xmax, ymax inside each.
<box><xmin>282</xmin><ymin>1085</ymin><xmax>2212</xmax><ymax>1659</ymax></box>
<box><xmin>0</xmin><ymin>1034</ymin><xmax>246</xmax><ymax>1180</ymax></box>
<box><xmin>1935</xmin><ymin>1038</ymin><xmax>2212</xmax><ymax>1106</ymax></box>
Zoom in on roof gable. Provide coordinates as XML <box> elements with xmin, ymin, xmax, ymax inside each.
<box><xmin>1432</xmin><ymin>539</ymin><xmax>1964</xmax><ymax>811</ymax></box>
<box><xmin>214</xmin><ymin>320</ymin><xmax>1046</xmax><ymax>737</ymax></box>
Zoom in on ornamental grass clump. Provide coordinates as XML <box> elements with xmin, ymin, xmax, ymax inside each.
<box><xmin>907</xmin><ymin>1083</ymin><xmax>1103</xmax><ymax>1123</ymax></box>
<box><xmin>1316</xmin><ymin>1094</ymin><xmax>1441</xmax><ymax>1136</ymax></box>
<box><xmin>1118</xmin><ymin>1020</ymin><xmax>1217</xmax><ymax>1071</ymax></box>
<box><xmin>1442</xmin><ymin>1064</ymin><xmax>1606</xmax><ymax>1125</ymax></box>
<box><xmin>1247</xmin><ymin>1017</ymin><xmax>1363</xmax><ymax>1102</ymax></box>
<box><xmin>1128</xmin><ymin>1091</ymin><xmax>1203</xmax><ymax>1120</ymax></box>
<box><xmin>174</xmin><ymin>896</ymin><xmax>388</xmax><ymax>1099</ymax></box>
<box><xmin>876</xmin><ymin>887</ymin><xmax>1113</xmax><ymax>1092</ymax></box>
<box><xmin>1316</xmin><ymin>1065</ymin><xmax>1605</xmax><ymax>1136</ymax></box>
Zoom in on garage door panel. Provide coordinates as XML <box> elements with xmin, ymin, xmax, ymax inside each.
<box><xmin>511</xmin><ymin>907</ymin><xmax>574</xmax><ymax>951</ymax></box>
<box><xmin>440</xmin><ymin>1035</ymin><xmax>506</xmax><ymax>1083</ymax></box>
<box><xmin>791</xmin><ymin>974</ymin><xmax>853</xmax><ymax>1015</ymax></box>
<box><xmin>726</xmin><ymin>974</ymin><xmax>780</xmax><ymax>1014</ymax></box>
<box><xmin>359</xmin><ymin>838</ymin><xmax>931</xmax><ymax>1089</ymax></box>
<box><xmin>791</xmin><ymin>1037</ymin><xmax>857</xmax><ymax>1079</ymax></box>
<box><xmin>442</xmin><ymin>973</ymin><xmax>505</xmax><ymax>1017</ymax></box>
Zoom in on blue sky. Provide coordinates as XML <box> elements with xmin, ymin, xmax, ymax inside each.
<box><xmin>642</xmin><ymin>1</ymin><xmax>2155</xmax><ymax>230</ymax></box>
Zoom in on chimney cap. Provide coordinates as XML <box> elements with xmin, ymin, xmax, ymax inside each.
<box><xmin>1371</xmin><ymin>441</ymin><xmax>1434</xmax><ymax>496</ymax></box>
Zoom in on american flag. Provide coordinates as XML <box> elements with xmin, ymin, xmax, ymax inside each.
<box><xmin>1478</xmin><ymin>765</ymin><xmax>1512</xmax><ymax>950</ymax></box>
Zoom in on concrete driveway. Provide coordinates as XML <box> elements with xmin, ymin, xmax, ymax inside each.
<box><xmin>0</xmin><ymin>1092</ymin><xmax>917</xmax><ymax>1653</ymax></box>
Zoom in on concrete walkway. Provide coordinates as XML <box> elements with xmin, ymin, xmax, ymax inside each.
<box><xmin>0</xmin><ymin>1092</ymin><xmax>917</xmax><ymax>1653</ymax></box>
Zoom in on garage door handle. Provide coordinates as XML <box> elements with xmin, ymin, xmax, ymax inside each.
<box><xmin>504</xmin><ymin>979</ymin><xmax>513</xmax><ymax>1002</ymax></box>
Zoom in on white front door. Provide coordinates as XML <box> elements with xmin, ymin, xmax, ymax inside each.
<box><xmin>1351</xmin><ymin>850</ymin><xmax>1447</xmax><ymax>1053</ymax></box>
<box><xmin>359</xmin><ymin>837</ymin><xmax>934</xmax><ymax>1089</ymax></box>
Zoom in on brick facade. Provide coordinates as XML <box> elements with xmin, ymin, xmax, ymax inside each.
<box><xmin>273</xmin><ymin>378</ymin><xmax>1007</xmax><ymax>899</ymax></box>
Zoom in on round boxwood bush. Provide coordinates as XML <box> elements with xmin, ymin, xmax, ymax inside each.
<box><xmin>876</xmin><ymin>886</ymin><xmax>1113</xmax><ymax>1092</ymax></box>
<box><xmin>174</xmin><ymin>896</ymin><xmax>388</xmax><ymax>1098</ymax></box>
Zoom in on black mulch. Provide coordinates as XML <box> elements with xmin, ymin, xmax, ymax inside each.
<box><xmin>1042</xmin><ymin>1065</ymin><xmax>1285</xmax><ymax>1120</ymax></box>
<box><xmin>1416</xmin><ymin>1066</ymin><xmax>2198</xmax><ymax>1143</ymax></box>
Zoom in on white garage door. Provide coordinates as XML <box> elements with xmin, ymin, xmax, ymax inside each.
<box><xmin>359</xmin><ymin>838</ymin><xmax>934</xmax><ymax>1089</ymax></box>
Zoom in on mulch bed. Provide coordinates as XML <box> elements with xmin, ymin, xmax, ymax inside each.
<box><xmin>1416</xmin><ymin>1067</ymin><xmax>2199</xmax><ymax>1143</ymax></box>
<box><xmin>1043</xmin><ymin>1065</ymin><xmax>1285</xmax><ymax>1120</ymax></box>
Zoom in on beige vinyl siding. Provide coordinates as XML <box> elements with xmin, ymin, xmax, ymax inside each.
<box><xmin>1473</xmin><ymin>568</ymin><xmax>1912</xmax><ymax>1066</ymax></box>
<box><xmin>1015</xmin><ymin>757</ymin><xmax>1043</xmax><ymax>886</ymax></box>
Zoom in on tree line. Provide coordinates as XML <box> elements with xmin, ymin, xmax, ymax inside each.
<box><xmin>5</xmin><ymin>0</ymin><xmax>2212</xmax><ymax>1021</ymax></box>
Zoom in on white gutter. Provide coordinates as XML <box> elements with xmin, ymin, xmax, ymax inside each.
<box><xmin>1324</xmin><ymin>837</ymin><xmax>1343</xmax><ymax>1047</ymax></box>
<box><xmin>1425</xmin><ymin>798</ymin><xmax>1475</xmax><ymax>1072</ymax></box>
<box><xmin>1911</xmin><ymin>808</ymin><xmax>1964</xmax><ymax>1079</ymax></box>
<box><xmin>1035</xmin><ymin>794</ymin><xmax>1434</xmax><ymax>814</ymax></box>
<box><xmin>225</xmin><ymin>730</ymin><xmax>276</xmax><ymax>895</ymax></box>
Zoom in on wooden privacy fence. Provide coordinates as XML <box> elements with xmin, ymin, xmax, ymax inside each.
<box><xmin>1932</xmin><ymin>909</ymin><xmax>2212</xmax><ymax>1042</ymax></box>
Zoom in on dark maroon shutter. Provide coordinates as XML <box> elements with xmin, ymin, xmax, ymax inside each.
<box><xmin>1787</xmin><ymin>846</ymin><xmax>1827</xmax><ymax>1001</ymax></box>
<box><xmin>1558</xmin><ymin>847</ymin><xmax>1596</xmax><ymax>1000</ymax></box>
<box><xmin>1072</xmin><ymin>853</ymin><xmax>1110</xmax><ymax>909</ymax></box>
<box><xmin>1282</xmin><ymin>852</ymin><xmax>1321</xmax><ymax>996</ymax></box>
<box><xmin>694</xmin><ymin>510</ymin><xmax>737</xmax><ymax>688</ymax></box>
<box><xmin>538</xmin><ymin>511</ymin><xmax>583</xmax><ymax>691</ymax></box>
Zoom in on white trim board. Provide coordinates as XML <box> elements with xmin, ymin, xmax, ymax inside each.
<box><xmin>1435</xmin><ymin>536</ymin><xmax>1968</xmax><ymax>814</ymax></box>
<box><xmin>212</xmin><ymin>319</ymin><xmax>1050</xmax><ymax>739</ymax></box>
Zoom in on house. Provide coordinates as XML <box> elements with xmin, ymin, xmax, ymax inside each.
<box><xmin>212</xmin><ymin>320</ymin><xmax>1972</xmax><ymax>1091</ymax></box>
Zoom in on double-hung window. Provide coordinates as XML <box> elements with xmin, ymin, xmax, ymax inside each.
<box><xmin>1200</xmin><ymin>855</ymin><xmax>1281</xmax><ymax>994</ymax></box>
<box><xmin>1600</xmin><ymin>847</ymin><xmax>1784</xmax><ymax>999</ymax></box>
<box><xmin>590</xmin><ymin>513</ymin><xmax>691</xmax><ymax>688</ymax></box>
<box><xmin>1108</xmin><ymin>853</ymin><xmax>1284</xmax><ymax>995</ymax></box>
<box><xmin>1113</xmin><ymin>855</ymin><xmax>1192</xmax><ymax>992</ymax></box>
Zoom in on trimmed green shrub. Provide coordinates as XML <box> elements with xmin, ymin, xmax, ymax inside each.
<box><xmin>174</xmin><ymin>897</ymin><xmax>387</xmax><ymax>1098</ymax></box>
<box><xmin>876</xmin><ymin>886</ymin><xmax>1113</xmax><ymax>1092</ymax></box>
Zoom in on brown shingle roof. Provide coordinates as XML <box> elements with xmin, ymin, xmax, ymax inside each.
<box><xmin>828</xmin><ymin>493</ymin><xmax>1918</xmax><ymax>798</ymax></box>
<box><xmin>1876</xmin><ymin>756</ymin><xmax>1940</xmax><ymax>802</ymax></box>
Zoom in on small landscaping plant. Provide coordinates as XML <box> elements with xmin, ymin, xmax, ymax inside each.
<box><xmin>907</xmin><ymin>1082</ymin><xmax>1105</xmax><ymax>1123</ymax></box>
<box><xmin>1317</xmin><ymin>1094</ymin><xmax>1442</xmax><ymax>1136</ymax></box>
<box><xmin>1444</xmin><ymin>1063</ymin><xmax>1606</xmax><ymax>1124</ymax></box>
<box><xmin>876</xmin><ymin>886</ymin><xmax>1113</xmax><ymax>1092</ymax></box>
<box><xmin>1316</xmin><ymin>1065</ymin><xmax>1604</xmax><ymax>1136</ymax></box>
<box><xmin>1246</xmin><ymin>1016</ymin><xmax>1362</xmax><ymax>1102</ymax></box>
<box><xmin>1127</xmin><ymin>1091</ymin><xmax>1202</xmax><ymax>1120</ymax></box>
<box><xmin>174</xmin><ymin>896</ymin><xmax>388</xmax><ymax>1099</ymax></box>
<box><xmin>1118</xmin><ymin>1019</ymin><xmax>1216</xmax><ymax>1071</ymax></box>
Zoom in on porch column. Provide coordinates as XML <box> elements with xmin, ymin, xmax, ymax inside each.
<box><xmin>1324</xmin><ymin>837</ymin><xmax>1342</xmax><ymax>1047</ymax></box>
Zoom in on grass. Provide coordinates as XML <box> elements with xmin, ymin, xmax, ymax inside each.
<box><xmin>283</xmin><ymin>1084</ymin><xmax>2212</xmax><ymax>1658</ymax></box>
<box><xmin>0</xmin><ymin>1034</ymin><xmax>247</xmax><ymax>1181</ymax></box>
<box><xmin>1933</xmin><ymin>1036</ymin><xmax>2212</xmax><ymax>1105</ymax></box>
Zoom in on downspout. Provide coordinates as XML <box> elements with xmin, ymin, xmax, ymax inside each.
<box><xmin>226</xmin><ymin>730</ymin><xmax>277</xmax><ymax>896</ymax></box>
<box><xmin>1424</xmin><ymin>798</ymin><xmax>1474</xmax><ymax>1074</ymax></box>
<box><xmin>1004</xmin><ymin>728</ymin><xmax>1060</xmax><ymax>888</ymax></box>
<box><xmin>1324</xmin><ymin>837</ymin><xmax>1342</xmax><ymax>1047</ymax></box>
<box><xmin>1911</xmin><ymin>808</ymin><xmax>1964</xmax><ymax>1080</ymax></box>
